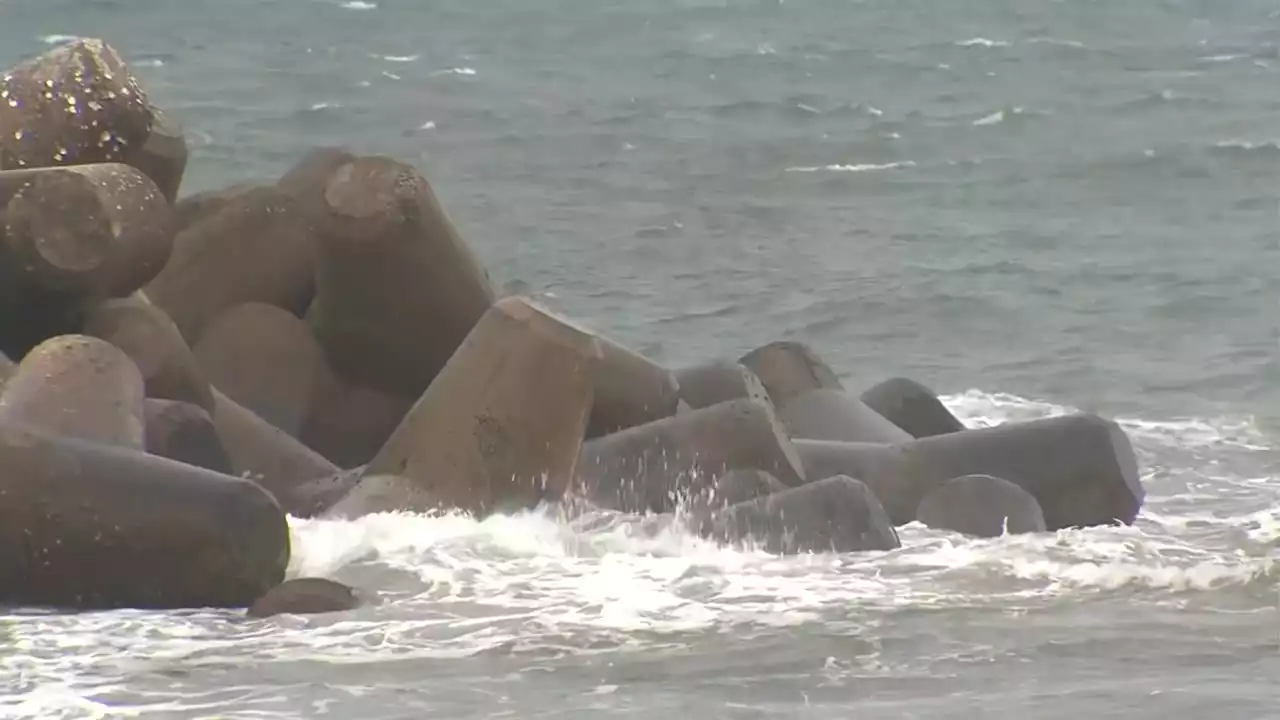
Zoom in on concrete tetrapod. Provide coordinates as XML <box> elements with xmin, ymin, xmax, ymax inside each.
<box><xmin>0</xmin><ymin>422</ymin><xmax>289</xmax><ymax>610</ymax></box>
<box><xmin>2</xmin><ymin>164</ymin><xmax>174</xmax><ymax>297</ymax></box>
<box><xmin>145</xmin><ymin>185</ymin><xmax>317</xmax><ymax>345</ymax></box>
<box><xmin>576</xmin><ymin>396</ymin><xmax>807</xmax><ymax>514</ymax></box>
<box><xmin>82</xmin><ymin>295</ymin><xmax>215</xmax><ymax>412</ymax></box>
<box><xmin>0</xmin><ymin>39</ymin><xmax>154</xmax><ymax>170</ymax></box>
<box><xmin>208</xmin><ymin>389</ymin><xmax>341</xmax><ymax>516</ymax></box>
<box><xmin>194</xmin><ymin>302</ymin><xmax>333</xmax><ymax>438</ymax></box>
<box><xmin>301</xmin><ymin>378</ymin><xmax>413</xmax><ymax>470</ymax></box>
<box><xmin>673</xmin><ymin>359</ymin><xmax>771</xmax><ymax>411</ymax></box>
<box><xmin>915</xmin><ymin>474</ymin><xmax>1047</xmax><ymax>537</ymax></box>
<box><xmin>738</xmin><ymin>340</ymin><xmax>844</xmax><ymax>406</ymax></box>
<box><xmin>327</xmin><ymin>296</ymin><xmax>602</xmax><ymax>519</ymax></box>
<box><xmin>777</xmin><ymin>388</ymin><xmax>914</xmax><ymax>445</ymax></box>
<box><xmin>693</xmin><ymin>475</ymin><xmax>900</xmax><ymax>554</ymax></box>
<box><xmin>0</xmin><ymin>164</ymin><xmax>174</xmax><ymax>356</ymax></box>
<box><xmin>284</xmin><ymin>466</ymin><xmax>366</xmax><ymax>519</ymax></box>
<box><xmin>683</xmin><ymin>468</ymin><xmax>789</xmax><ymax>516</ymax></box>
<box><xmin>144</xmin><ymin>398</ymin><xmax>234</xmax><ymax>475</ymax></box>
<box><xmin>0</xmin><ymin>335</ymin><xmax>145</xmax><ymax>449</ymax></box>
<box><xmin>860</xmin><ymin>377</ymin><xmax>966</xmax><ymax>438</ymax></box>
<box><xmin>129</xmin><ymin>105</ymin><xmax>188</xmax><ymax>204</ymax></box>
<box><xmin>585</xmin><ymin>334</ymin><xmax>681</xmax><ymax>439</ymax></box>
<box><xmin>792</xmin><ymin>412</ymin><xmax>1143</xmax><ymax>530</ymax></box>
<box><xmin>171</xmin><ymin>182</ymin><xmax>261</xmax><ymax>234</ymax></box>
<box><xmin>276</xmin><ymin>146</ymin><xmax>357</xmax><ymax>220</ymax></box>
<box><xmin>308</xmin><ymin>155</ymin><xmax>495</xmax><ymax>398</ymax></box>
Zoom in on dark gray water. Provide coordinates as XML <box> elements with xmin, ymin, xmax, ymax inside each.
<box><xmin>1</xmin><ymin>1</ymin><xmax>1277</xmax><ymax>717</ymax></box>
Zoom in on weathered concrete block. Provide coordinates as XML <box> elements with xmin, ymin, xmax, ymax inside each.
<box><xmin>577</xmin><ymin>395</ymin><xmax>807</xmax><ymax>514</ymax></box>
<box><xmin>915</xmin><ymin>474</ymin><xmax>1047</xmax><ymax>537</ymax></box>
<box><xmin>906</xmin><ymin>414</ymin><xmax>1142</xmax><ymax>530</ymax></box>
<box><xmin>0</xmin><ymin>164</ymin><xmax>174</xmax><ymax>357</ymax></box>
<box><xmin>777</xmin><ymin>388</ymin><xmax>914</xmax><ymax>445</ymax></box>
<box><xmin>694</xmin><ymin>475</ymin><xmax>899</xmax><ymax>554</ymax></box>
<box><xmin>82</xmin><ymin>294</ymin><xmax>215</xmax><ymax>412</ymax></box>
<box><xmin>3</xmin><ymin>163</ymin><xmax>173</xmax><ymax>297</ymax></box>
<box><xmin>308</xmin><ymin>155</ymin><xmax>494</xmax><ymax>397</ymax></box>
<box><xmin>683</xmin><ymin>467</ymin><xmax>788</xmax><ymax>515</ymax></box>
<box><xmin>860</xmin><ymin>377</ymin><xmax>966</xmax><ymax>438</ymax></box>
<box><xmin>328</xmin><ymin>296</ymin><xmax>601</xmax><ymax>519</ymax></box>
<box><xmin>793</xmin><ymin>413</ymin><xmax>1143</xmax><ymax>530</ymax></box>
<box><xmin>0</xmin><ymin>334</ymin><xmax>144</xmax><ymax>449</ymax></box>
<box><xmin>0</xmin><ymin>39</ymin><xmax>189</xmax><ymax>206</ymax></box>
<box><xmin>281</xmin><ymin>466</ymin><xmax>365</xmax><ymax>519</ymax></box>
<box><xmin>143</xmin><ymin>398</ymin><xmax>233</xmax><ymax>475</ymax></box>
<box><xmin>586</xmin><ymin>333</ymin><xmax>681</xmax><ymax>439</ymax></box>
<box><xmin>738</xmin><ymin>340</ymin><xmax>843</xmax><ymax>406</ymax></box>
<box><xmin>194</xmin><ymin>302</ymin><xmax>330</xmax><ymax>438</ymax></box>
<box><xmin>276</xmin><ymin>146</ymin><xmax>356</xmax><ymax>211</ymax></box>
<box><xmin>791</xmin><ymin>439</ymin><xmax>911</xmax><ymax>522</ymax></box>
<box><xmin>209</xmin><ymin>388</ymin><xmax>341</xmax><ymax>516</ymax></box>
<box><xmin>673</xmin><ymin>359</ymin><xmax>771</xmax><ymax>410</ymax></box>
<box><xmin>144</xmin><ymin>185</ymin><xmax>316</xmax><ymax>345</ymax></box>
<box><xmin>171</xmin><ymin>182</ymin><xmax>261</xmax><ymax>234</ymax></box>
<box><xmin>0</xmin><ymin>39</ymin><xmax>153</xmax><ymax>170</ymax></box>
<box><xmin>129</xmin><ymin>105</ymin><xmax>187</xmax><ymax>204</ymax></box>
<box><xmin>0</xmin><ymin>422</ymin><xmax>289</xmax><ymax>609</ymax></box>
<box><xmin>301</xmin><ymin>378</ymin><xmax>412</xmax><ymax>470</ymax></box>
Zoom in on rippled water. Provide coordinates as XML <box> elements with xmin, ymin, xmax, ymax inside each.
<box><xmin>1</xmin><ymin>0</ymin><xmax>1278</xmax><ymax>717</ymax></box>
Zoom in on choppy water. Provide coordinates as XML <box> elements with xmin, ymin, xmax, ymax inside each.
<box><xmin>1</xmin><ymin>1</ymin><xmax>1278</xmax><ymax>718</ymax></box>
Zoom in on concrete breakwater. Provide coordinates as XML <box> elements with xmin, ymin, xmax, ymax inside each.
<box><xmin>0</xmin><ymin>38</ymin><xmax>1144</xmax><ymax>617</ymax></box>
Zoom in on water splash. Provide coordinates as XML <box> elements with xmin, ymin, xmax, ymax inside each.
<box><xmin>1</xmin><ymin>389</ymin><xmax>1275</xmax><ymax>716</ymax></box>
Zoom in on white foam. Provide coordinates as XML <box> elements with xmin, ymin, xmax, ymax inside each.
<box><xmin>973</xmin><ymin>109</ymin><xmax>1006</xmax><ymax>125</ymax></box>
<box><xmin>940</xmin><ymin>388</ymin><xmax>1272</xmax><ymax>450</ymax></box>
<box><xmin>1211</xmin><ymin>139</ymin><xmax>1280</xmax><ymax>153</ymax></box>
<box><xmin>956</xmin><ymin>38</ymin><xmax>1010</xmax><ymax>48</ymax></box>
<box><xmin>784</xmin><ymin>161</ymin><xmax>915</xmax><ymax>173</ymax></box>
<box><xmin>278</xmin><ymin>496</ymin><xmax>1276</xmax><ymax>632</ymax></box>
<box><xmin>1</xmin><ymin>685</ymin><xmax>122</xmax><ymax>720</ymax></box>
<box><xmin>1</xmin><ymin>389</ymin><xmax>1274</xmax><ymax>713</ymax></box>
<box><xmin>339</xmin><ymin>1</ymin><xmax>377</xmax><ymax>9</ymax></box>
<box><xmin>1026</xmin><ymin>37</ymin><xmax>1086</xmax><ymax>49</ymax></box>
<box><xmin>431</xmin><ymin>67</ymin><xmax>477</xmax><ymax>76</ymax></box>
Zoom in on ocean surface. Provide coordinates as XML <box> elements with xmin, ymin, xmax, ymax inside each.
<box><xmin>2</xmin><ymin>0</ymin><xmax>1278</xmax><ymax>717</ymax></box>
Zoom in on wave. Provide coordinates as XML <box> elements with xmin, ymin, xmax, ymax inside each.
<box><xmin>1207</xmin><ymin>139</ymin><xmax>1280</xmax><ymax>157</ymax></box>
<box><xmin>431</xmin><ymin>67</ymin><xmax>477</xmax><ymax>77</ymax></box>
<box><xmin>273</xmin><ymin>390</ymin><xmax>1275</xmax><ymax>616</ymax></box>
<box><xmin>784</xmin><ymin>161</ymin><xmax>915</xmax><ymax>173</ymax></box>
<box><xmin>955</xmin><ymin>38</ymin><xmax>1010</xmax><ymax>49</ymax></box>
<box><xmin>941</xmin><ymin>388</ymin><xmax>1271</xmax><ymax>450</ymax></box>
<box><xmin>0</xmin><ymin>390</ymin><xmax>1272</xmax><ymax>717</ymax></box>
